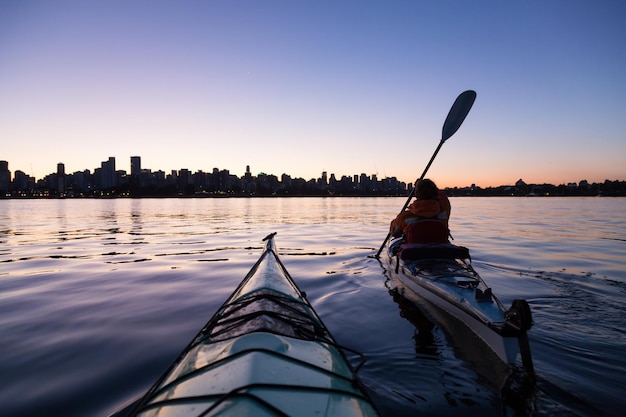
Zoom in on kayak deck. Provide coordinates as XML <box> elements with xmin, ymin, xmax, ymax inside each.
<box><xmin>403</xmin><ymin>255</ymin><xmax>508</xmax><ymax>326</ymax></box>
<box><xmin>124</xmin><ymin>233</ymin><xmax>379</xmax><ymax>417</ymax></box>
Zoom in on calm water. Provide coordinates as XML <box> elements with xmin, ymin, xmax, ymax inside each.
<box><xmin>1</xmin><ymin>197</ymin><xmax>625</xmax><ymax>417</ymax></box>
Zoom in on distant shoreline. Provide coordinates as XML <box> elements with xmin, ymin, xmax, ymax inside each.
<box><xmin>2</xmin><ymin>193</ymin><xmax>624</xmax><ymax>200</ymax></box>
<box><xmin>3</xmin><ymin>177</ymin><xmax>626</xmax><ymax>198</ymax></box>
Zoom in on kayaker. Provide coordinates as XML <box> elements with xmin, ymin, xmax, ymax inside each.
<box><xmin>390</xmin><ymin>179</ymin><xmax>451</xmax><ymax>244</ymax></box>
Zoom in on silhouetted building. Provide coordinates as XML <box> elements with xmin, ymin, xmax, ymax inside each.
<box><xmin>130</xmin><ymin>156</ymin><xmax>141</xmax><ymax>177</ymax></box>
<box><xmin>0</xmin><ymin>160</ymin><xmax>11</xmax><ymax>195</ymax></box>
<box><xmin>241</xmin><ymin>165</ymin><xmax>255</xmax><ymax>194</ymax></box>
<box><xmin>71</xmin><ymin>170</ymin><xmax>92</xmax><ymax>194</ymax></box>
<box><xmin>57</xmin><ymin>163</ymin><xmax>66</xmax><ymax>194</ymax></box>
<box><xmin>13</xmin><ymin>170</ymin><xmax>32</xmax><ymax>193</ymax></box>
<box><xmin>101</xmin><ymin>157</ymin><xmax>116</xmax><ymax>190</ymax></box>
<box><xmin>359</xmin><ymin>173</ymin><xmax>370</xmax><ymax>192</ymax></box>
<box><xmin>320</xmin><ymin>171</ymin><xmax>328</xmax><ymax>186</ymax></box>
<box><xmin>178</xmin><ymin>169</ymin><xmax>192</xmax><ymax>193</ymax></box>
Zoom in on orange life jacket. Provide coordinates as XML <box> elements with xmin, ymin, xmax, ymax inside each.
<box><xmin>390</xmin><ymin>191</ymin><xmax>451</xmax><ymax>244</ymax></box>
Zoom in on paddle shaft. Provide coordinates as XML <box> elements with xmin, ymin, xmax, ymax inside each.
<box><xmin>374</xmin><ymin>140</ymin><xmax>445</xmax><ymax>258</ymax></box>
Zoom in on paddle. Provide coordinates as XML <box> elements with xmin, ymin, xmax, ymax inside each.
<box><xmin>374</xmin><ymin>90</ymin><xmax>477</xmax><ymax>258</ymax></box>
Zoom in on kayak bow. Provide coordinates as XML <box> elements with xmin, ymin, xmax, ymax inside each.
<box><xmin>118</xmin><ymin>232</ymin><xmax>379</xmax><ymax>417</ymax></box>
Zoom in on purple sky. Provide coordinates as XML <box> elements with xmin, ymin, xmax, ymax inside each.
<box><xmin>1</xmin><ymin>0</ymin><xmax>625</xmax><ymax>187</ymax></box>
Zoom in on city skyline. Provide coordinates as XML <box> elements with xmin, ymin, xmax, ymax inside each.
<box><xmin>2</xmin><ymin>155</ymin><xmax>393</xmax><ymax>182</ymax></box>
<box><xmin>2</xmin><ymin>155</ymin><xmax>621</xmax><ymax>194</ymax></box>
<box><xmin>2</xmin><ymin>2</ymin><xmax>625</xmax><ymax>188</ymax></box>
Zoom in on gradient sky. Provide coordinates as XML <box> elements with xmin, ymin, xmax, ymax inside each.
<box><xmin>1</xmin><ymin>0</ymin><xmax>625</xmax><ymax>188</ymax></box>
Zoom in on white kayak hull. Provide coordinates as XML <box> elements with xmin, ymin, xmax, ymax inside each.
<box><xmin>382</xmin><ymin>238</ymin><xmax>532</xmax><ymax>367</ymax></box>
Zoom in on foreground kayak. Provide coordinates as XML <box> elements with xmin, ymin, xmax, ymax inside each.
<box><xmin>115</xmin><ymin>233</ymin><xmax>379</xmax><ymax>417</ymax></box>
<box><xmin>382</xmin><ymin>238</ymin><xmax>534</xmax><ymax>374</ymax></box>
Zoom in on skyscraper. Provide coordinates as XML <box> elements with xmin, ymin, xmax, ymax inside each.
<box><xmin>0</xmin><ymin>160</ymin><xmax>10</xmax><ymax>194</ymax></box>
<box><xmin>101</xmin><ymin>157</ymin><xmax>116</xmax><ymax>189</ymax></box>
<box><xmin>130</xmin><ymin>156</ymin><xmax>141</xmax><ymax>177</ymax></box>
<box><xmin>57</xmin><ymin>163</ymin><xmax>66</xmax><ymax>194</ymax></box>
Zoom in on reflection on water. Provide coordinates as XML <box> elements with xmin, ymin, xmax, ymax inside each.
<box><xmin>0</xmin><ymin>197</ymin><xmax>624</xmax><ymax>417</ymax></box>
<box><xmin>386</xmin><ymin>282</ymin><xmax>537</xmax><ymax>417</ymax></box>
<box><xmin>388</xmin><ymin>287</ymin><xmax>437</xmax><ymax>357</ymax></box>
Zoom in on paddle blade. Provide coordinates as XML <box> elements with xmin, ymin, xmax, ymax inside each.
<box><xmin>441</xmin><ymin>90</ymin><xmax>476</xmax><ymax>141</ymax></box>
